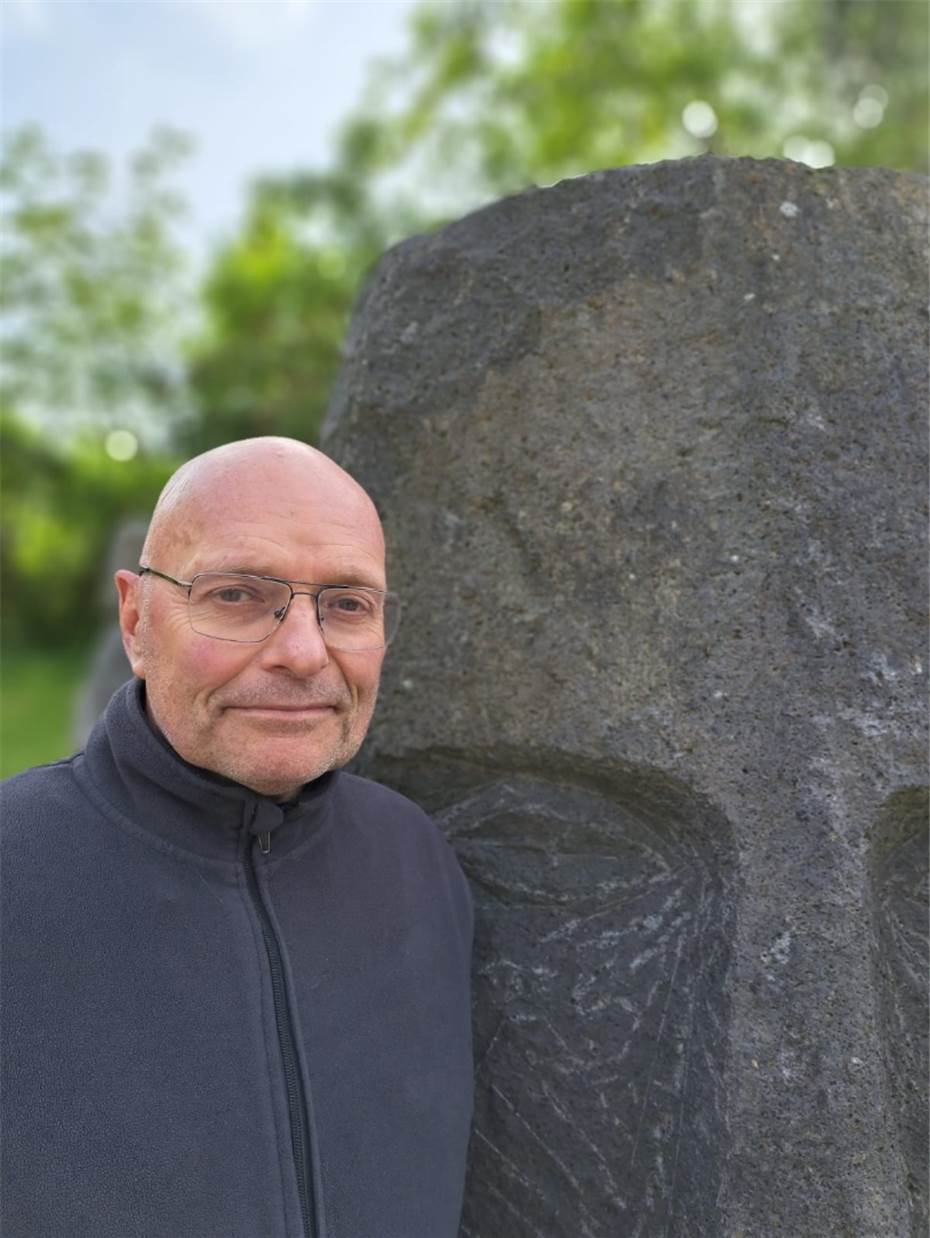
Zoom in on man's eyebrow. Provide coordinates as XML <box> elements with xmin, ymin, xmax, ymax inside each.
<box><xmin>204</xmin><ymin>563</ymin><xmax>386</xmax><ymax>589</ymax></box>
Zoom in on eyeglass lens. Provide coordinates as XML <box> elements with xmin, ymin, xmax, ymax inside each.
<box><xmin>187</xmin><ymin>574</ymin><xmax>398</xmax><ymax>649</ymax></box>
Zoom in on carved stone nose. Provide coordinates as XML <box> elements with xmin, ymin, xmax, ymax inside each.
<box><xmin>325</xmin><ymin>157</ymin><xmax>929</xmax><ymax>1237</ymax></box>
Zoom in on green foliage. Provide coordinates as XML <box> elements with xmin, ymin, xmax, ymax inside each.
<box><xmin>348</xmin><ymin>0</ymin><xmax>927</xmax><ymax>204</ymax></box>
<box><xmin>0</xmin><ymin>412</ymin><xmax>175</xmax><ymax>645</ymax></box>
<box><xmin>182</xmin><ymin>174</ymin><xmax>391</xmax><ymax>453</ymax></box>
<box><xmin>0</xmin><ymin>124</ymin><xmax>194</xmax><ymax>447</ymax></box>
<box><xmin>0</xmin><ymin>642</ymin><xmax>90</xmax><ymax>777</ymax></box>
<box><xmin>0</xmin><ymin>127</ymin><xmax>189</xmax><ymax>649</ymax></box>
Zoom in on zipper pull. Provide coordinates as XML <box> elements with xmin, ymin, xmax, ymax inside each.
<box><xmin>258</xmin><ymin>831</ymin><xmax>271</xmax><ymax>855</ymax></box>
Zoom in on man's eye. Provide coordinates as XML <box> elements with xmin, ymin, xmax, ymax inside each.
<box><xmin>324</xmin><ymin>592</ymin><xmax>376</xmax><ymax>618</ymax></box>
<box><xmin>212</xmin><ymin>588</ymin><xmax>262</xmax><ymax>605</ymax></box>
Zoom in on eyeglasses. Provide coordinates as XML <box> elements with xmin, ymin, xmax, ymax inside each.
<box><xmin>138</xmin><ymin>566</ymin><xmax>400</xmax><ymax>650</ymax></box>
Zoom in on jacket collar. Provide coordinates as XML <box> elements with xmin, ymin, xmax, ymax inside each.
<box><xmin>77</xmin><ymin>678</ymin><xmax>338</xmax><ymax>864</ymax></box>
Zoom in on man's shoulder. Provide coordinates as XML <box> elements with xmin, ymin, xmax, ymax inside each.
<box><xmin>334</xmin><ymin>769</ymin><xmax>435</xmax><ymax>831</ymax></box>
<box><xmin>2</xmin><ymin>756</ymin><xmax>84</xmax><ymax>823</ymax></box>
<box><xmin>333</xmin><ymin>770</ymin><xmax>473</xmax><ymax>926</ymax></box>
<box><xmin>333</xmin><ymin>770</ymin><xmax>464</xmax><ymax>863</ymax></box>
<box><xmin>3</xmin><ymin>755</ymin><xmax>81</xmax><ymax>795</ymax></box>
<box><xmin>1</xmin><ymin>759</ymin><xmax>92</xmax><ymax>882</ymax></box>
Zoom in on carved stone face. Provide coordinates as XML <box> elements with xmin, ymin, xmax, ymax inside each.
<box><xmin>326</xmin><ymin>159</ymin><xmax>928</xmax><ymax>1236</ymax></box>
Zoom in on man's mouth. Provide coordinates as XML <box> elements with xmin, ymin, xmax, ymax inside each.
<box><xmin>224</xmin><ymin>703</ymin><xmax>340</xmax><ymax>719</ymax></box>
<box><xmin>227</xmin><ymin>708</ymin><xmax>339</xmax><ymax>718</ymax></box>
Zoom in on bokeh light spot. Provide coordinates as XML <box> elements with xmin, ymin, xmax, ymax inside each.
<box><xmin>783</xmin><ymin>136</ymin><xmax>810</xmax><ymax>162</ymax></box>
<box><xmin>804</xmin><ymin>140</ymin><xmax>835</xmax><ymax>168</ymax></box>
<box><xmin>853</xmin><ymin>96</ymin><xmax>884</xmax><ymax>128</ymax></box>
<box><xmin>782</xmin><ymin>136</ymin><xmax>835</xmax><ymax>168</ymax></box>
<box><xmin>860</xmin><ymin>83</ymin><xmax>889</xmax><ymax>107</ymax></box>
<box><xmin>105</xmin><ymin>429</ymin><xmax>139</xmax><ymax>462</ymax></box>
<box><xmin>682</xmin><ymin>101</ymin><xmax>718</xmax><ymax>139</ymax></box>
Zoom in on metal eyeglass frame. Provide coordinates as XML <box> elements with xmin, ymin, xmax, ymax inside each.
<box><xmin>137</xmin><ymin>565</ymin><xmax>399</xmax><ymax>649</ymax></box>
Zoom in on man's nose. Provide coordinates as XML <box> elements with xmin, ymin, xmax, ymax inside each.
<box><xmin>261</xmin><ymin>592</ymin><xmax>330</xmax><ymax>674</ymax></box>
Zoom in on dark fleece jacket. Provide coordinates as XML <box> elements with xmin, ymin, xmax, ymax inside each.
<box><xmin>1</xmin><ymin>679</ymin><xmax>473</xmax><ymax>1238</ymax></box>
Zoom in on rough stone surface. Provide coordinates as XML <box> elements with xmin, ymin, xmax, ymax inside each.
<box><xmin>323</xmin><ymin>158</ymin><xmax>929</xmax><ymax>1237</ymax></box>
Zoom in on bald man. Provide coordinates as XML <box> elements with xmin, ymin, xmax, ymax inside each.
<box><xmin>2</xmin><ymin>438</ymin><xmax>474</xmax><ymax>1238</ymax></box>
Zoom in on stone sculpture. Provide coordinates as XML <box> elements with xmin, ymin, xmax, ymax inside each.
<box><xmin>323</xmin><ymin>157</ymin><xmax>928</xmax><ymax>1237</ymax></box>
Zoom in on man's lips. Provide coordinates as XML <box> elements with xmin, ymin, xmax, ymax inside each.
<box><xmin>222</xmin><ymin>702</ymin><xmax>342</xmax><ymax>718</ymax></box>
<box><xmin>223</xmin><ymin>705</ymin><xmax>340</xmax><ymax>733</ymax></box>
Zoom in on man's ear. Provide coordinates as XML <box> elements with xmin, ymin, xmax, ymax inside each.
<box><xmin>115</xmin><ymin>570</ymin><xmax>146</xmax><ymax>678</ymax></box>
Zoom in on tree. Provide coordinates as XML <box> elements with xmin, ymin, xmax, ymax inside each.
<box><xmin>0</xmin><ymin>127</ymin><xmax>192</xmax><ymax>645</ymax></box>
<box><xmin>0</xmin><ymin>413</ymin><xmax>174</xmax><ymax>645</ymax></box>
<box><xmin>181</xmin><ymin>171</ymin><xmax>392</xmax><ymax>453</ymax></box>
<box><xmin>0</xmin><ymin>124</ymin><xmax>195</xmax><ymax>450</ymax></box>
<box><xmin>338</xmin><ymin>0</ymin><xmax>927</xmax><ymax>204</ymax></box>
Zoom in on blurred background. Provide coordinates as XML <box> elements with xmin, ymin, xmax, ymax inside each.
<box><xmin>1</xmin><ymin>0</ymin><xmax>927</xmax><ymax>777</ymax></box>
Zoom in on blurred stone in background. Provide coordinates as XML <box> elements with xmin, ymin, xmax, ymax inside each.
<box><xmin>73</xmin><ymin>517</ymin><xmax>148</xmax><ymax>747</ymax></box>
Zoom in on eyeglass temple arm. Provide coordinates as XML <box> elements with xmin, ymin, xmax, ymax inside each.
<box><xmin>137</xmin><ymin>566</ymin><xmax>194</xmax><ymax>590</ymax></box>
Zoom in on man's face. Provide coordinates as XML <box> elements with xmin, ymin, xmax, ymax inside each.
<box><xmin>116</xmin><ymin>452</ymin><xmax>387</xmax><ymax>800</ymax></box>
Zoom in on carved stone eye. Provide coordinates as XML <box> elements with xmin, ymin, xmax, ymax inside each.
<box><xmin>435</xmin><ymin>771</ymin><xmax>734</xmax><ymax>1236</ymax></box>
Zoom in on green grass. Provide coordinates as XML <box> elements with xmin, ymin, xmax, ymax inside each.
<box><xmin>1</xmin><ymin>644</ymin><xmax>92</xmax><ymax>779</ymax></box>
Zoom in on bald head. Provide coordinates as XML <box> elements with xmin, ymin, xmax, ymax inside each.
<box><xmin>141</xmin><ymin>437</ymin><xmax>383</xmax><ymax>569</ymax></box>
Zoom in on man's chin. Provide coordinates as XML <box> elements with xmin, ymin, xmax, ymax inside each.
<box><xmin>216</xmin><ymin>731</ymin><xmax>362</xmax><ymax>799</ymax></box>
<box><xmin>200</xmin><ymin>708</ymin><xmax>370</xmax><ymax>797</ymax></box>
<box><xmin>232</xmin><ymin>753</ymin><xmax>335</xmax><ymax>798</ymax></box>
<box><xmin>249</xmin><ymin>779</ymin><xmax>312</xmax><ymax>803</ymax></box>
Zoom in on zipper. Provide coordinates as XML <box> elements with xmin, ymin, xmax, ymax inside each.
<box><xmin>244</xmin><ymin>828</ymin><xmax>316</xmax><ymax>1238</ymax></box>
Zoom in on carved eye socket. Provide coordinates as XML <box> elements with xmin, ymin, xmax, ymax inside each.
<box><xmin>429</xmin><ymin>768</ymin><xmax>734</xmax><ymax>1234</ymax></box>
<box><xmin>438</xmin><ymin>777</ymin><xmax>716</xmax><ymax>916</ymax></box>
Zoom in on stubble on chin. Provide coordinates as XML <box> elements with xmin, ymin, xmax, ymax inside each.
<box><xmin>213</xmin><ymin>708</ymin><xmax>367</xmax><ymax>797</ymax></box>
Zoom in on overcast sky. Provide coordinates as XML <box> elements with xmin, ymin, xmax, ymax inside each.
<box><xmin>1</xmin><ymin>0</ymin><xmax>418</xmax><ymax>253</ymax></box>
